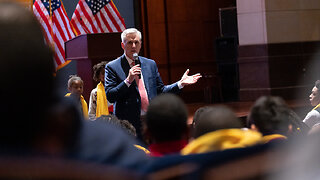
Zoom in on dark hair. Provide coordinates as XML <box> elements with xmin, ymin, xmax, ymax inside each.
<box><xmin>286</xmin><ymin>109</ymin><xmax>309</xmax><ymax>136</ymax></box>
<box><xmin>68</xmin><ymin>75</ymin><xmax>83</xmax><ymax>89</ymax></box>
<box><xmin>95</xmin><ymin>115</ymin><xmax>137</xmax><ymax>137</ymax></box>
<box><xmin>0</xmin><ymin>1</ymin><xmax>55</xmax><ymax>147</ymax></box>
<box><xmin>93</xmin><ymin>61</ymin><xmax>107</xmax><ymax>82</ymax></box>
<box><xmin>146</xmin><ymin>94</ymin><xmax>188</xmax><ymax>142</ymax></box>
<box><xmin>193</xmin><ymin>106</ymin><xmax>242</xmax><ymax>138</ymax></box>
<box><xmin>248</xmin><ymin>96</ymin><xmax>291</xmax><ymax>136</ymax></box>
<box><xmin>120</xmin><ymin>120</ymin><xmax>137</xmax><ymax>137</ymax></box>
<box><xmin>192</xmin><ymin>106</ymin><xmax>212</xmax><ymax>128</ymax></box>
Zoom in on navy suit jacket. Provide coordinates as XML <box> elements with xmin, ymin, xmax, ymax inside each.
<box><xmin>105</xmin><ymin>55</ymin><xmax>180</xmax><ymax>135</ymax></box>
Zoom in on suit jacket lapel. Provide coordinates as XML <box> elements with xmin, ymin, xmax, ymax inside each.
<box><xmin>121</xmin><ymin>55</ymin><xmax>139</xmax><ymax>92</ymax></box>
<box><xmin>140</xmin><ymin>58</ymin><xmax>150</xmax><ymax>97</ymax></box>
<box><xmin>120</xmin><ymin>55</ymin><xmax>130</xmax><ymax>79</ymax></box>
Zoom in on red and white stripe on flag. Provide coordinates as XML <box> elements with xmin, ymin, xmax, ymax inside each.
<box><xmin>33</xmin><ymin>0</ymin><xmax>75</xmax><ymax>69</ymax></box>
<box><xmin>71</xmin><ymin>0</ymin><xmax>126</xmax><ymax>35</ymax></box>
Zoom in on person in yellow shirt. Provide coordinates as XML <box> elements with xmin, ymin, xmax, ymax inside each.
<box><xmin>65</xmin><ymin>75</ymin><xmax>88</xmax><ymax>119</ymax></box>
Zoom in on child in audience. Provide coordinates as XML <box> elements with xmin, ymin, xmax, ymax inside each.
<box><xmin>95</xmin><ymin>115</ymin><xmax>137</xmax><ymax>137</ymax></box>
<box><xmin>192</xmin><ymin>106</ymin><xmax>212</xmax><ymax>128</ymax></box>
<box><xmin>95</xmin><ymin>115</ymin><xmax>150</xmax><ymax>154</ymax></box>
<box><xmin>247</xmin><ymin>96</ymin><xmax>294</xmax><ymax>143</ymax></box>
<box><xmin>66</xmin><ymin>75</ymin><xmax>88</xmax><ymax>119</ymax></box>
<box><xmin>181</xmin><ymin>106</ymin><xmax>262</xmax><ymax>155</ymax></box>
<box><xmin>191</xmin><ymin>106</ymin><xmax>212</xmax><ymax>139</ymax></box>
<box><xmin>145</xmin><ymin>94</ymin><xmax>189</xmax><ymax>157</ymax></box>
<box><xmin>192</xmin><ymin>106</ymin><xmax>243</xmax><ymax>138</ymax></box>
<box><xmin>287</xmin><ymin>109</ymin><xmax>309</xmax><ymax>137</ymax></box>
<box><xmin>88</xmin><ymin>61</ymin><xmax>113</xmax><ymax>120</ymax></box>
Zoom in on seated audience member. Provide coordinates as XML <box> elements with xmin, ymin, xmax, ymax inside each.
<box><xmin>193</xmin><ymin>106</ymin><xmax>243</xmax><ymax>138</ymax></box>
<box><xmin>68</xmin><ymin>113</ymin><xmax>151</xmax><ymax>171</ymax></box>
<box><xmin>0</xmin><ymin>1</ymin><xmax>58</xmax><ymax>152</ymax></box>
<box><xmin>191</xmin><ymin>106</ymin><xmax>212</xmax><ymax>138</ymax></box>
<box><xmin>88</xmin><ymin>61</ymin><xmax>113</xmax><ymax>120</ymax></box>
<box><xmin>247</xmin><ymin>96</ymin><xmax>295</xmax><ymax>143</ymax></box>
<box><xmin>95</xmin><ymin>115</ymin><xmax>137</xmax><ymax>137</ymax></box>
<box><xmin>181</xmin><ymin>106</ymin><xmax>262</xmax><ymax>155</ymax></box>
<box><xmin>303</xmin><ymin>80</ymin><xmax>320</xmax><ymax>128</ymax></box>
<box><xmin>120</xmin><ymin>119</ymin><xmax>138</xmax><ymax>137</ymax></box>
<box><xmin>65</xmin><ymin>75</ymin><xmax>88</xmax><ymax>119</ymax></box>
<box><xmin>192</xmin><ymin>106</ymin><xmax>212</xmax><ymax>127</ymax></box>
<box><xmin>287</xmin><ymin>109</ymin><xmax>309</xmax><ymax>137</ymax></box>
<box><xmin>95</xmin><ymin>115</ymin><xmax>150</xmax><ymax>154</ymax></box>
<box><xmin>0</xmin><ymin>1</ymin><xmax>150</xmax><ymax>172</ymax></box>
<box><xmin>145</xmin><ymin>94</ymin><xmax>189</xmax><ymax>157</ymax></box>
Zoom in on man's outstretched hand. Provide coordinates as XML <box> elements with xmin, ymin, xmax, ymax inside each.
<box><xmin>180</xmin><ymin>69</ymin><xmax>202</xmax><ymax>87</ymax></box>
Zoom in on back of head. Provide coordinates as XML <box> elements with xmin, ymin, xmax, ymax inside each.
<box><xmin>192</xmin><ymin>106</ymin><xmax>212</xmax><ymax>128</ymax></box>
<box><xmin>119</xmin><ymin>120</ymin><xmax>137</xmax><ymax>137</ymax></box>
<box><xmin>248</xmin><ymin>96</ymin><xmax>291</xmax><ymax>136</ymax></box>
<box><xmin>95</xmin><ymin>115</ymin><xmax>137</xmax><ymax>137</ymax></box>
<box><xmin>287</xmin><ymin>109</ymin><xmax>309</xmax><ymax>136</ymax></box>
<box><xmin>0</xmin><ymin>1</ymin><xmax>54</xmax><ymax>147</ymax></box>
<box><xmin>146</xmin><ymin>93</ymin><xmax>188</xmax><ymax>142</ymax></box>
<box><xmin>95</xmin><ymin>115</ymin><xmax>122</xmax><ymax>127</ymax></box>
<box><xmin>193</xmin><ymin>106</ymin><xmax>242</xmax><ymax>138</ymax></box>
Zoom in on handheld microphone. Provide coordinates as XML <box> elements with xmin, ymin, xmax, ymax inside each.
<box><xmin>133</xmin><ymin>53</ymin><xmax>141</xmax><ymax>79</ymax></box>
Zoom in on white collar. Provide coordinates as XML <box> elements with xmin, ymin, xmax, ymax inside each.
<box><xmin>124</xmin><ymin>53</ymin><xmax>134</xmax><ymax>66</ymax></box>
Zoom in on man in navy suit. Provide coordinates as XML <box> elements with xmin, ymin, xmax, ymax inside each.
<box><xmin>105</xmin><ymin>28</ymin><xmax>201</xmax><ymax>139</ymax></box>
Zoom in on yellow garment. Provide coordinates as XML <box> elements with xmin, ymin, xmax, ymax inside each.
<box><xmin>312</xmin><ymin>103</ymin><xmax>320</xmax><ymax>110</ymax></box>
<box><xmin>134</xmin><ymin>144</ymin><xmax>150</xmax><ymax>154</ymax></box>
<box><xmin>65</xmin><ymin>93</ymin><xmax>88</xmax><ymax>119</ymax></box>
<box><xmin>261</xmin><ymin>134</ymin><xmax>287</xmax><ymax>144</ymax></box>
<box><xmin>181</xmin><ymin>129</ymin><xmax>262</xmax><ymax>155</ymax></box>
<box><xmin>96</xmin><ymin>82</ymin><xmax>109</xmax><ymax>117</ymax></box>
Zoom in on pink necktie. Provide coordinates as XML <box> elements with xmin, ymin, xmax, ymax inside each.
<box><xmin>131</xmin><ymin>62</ymin><xmax>149</xmax><ymax>112</ymax></box>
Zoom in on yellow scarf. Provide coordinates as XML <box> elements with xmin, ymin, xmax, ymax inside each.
<box><xmin>312</xmin><ymin>103</ymin><xmax>320</xmax><ymax>110</ymax></box>
<box><xmin>96</xmin><ymin>82</ymin><xmax>109</xmax><ymax>117</ymax></box>
<box><xmin>134</xmin><ymin>144</ymin><xmax>150</xmax><ymax>154</ymax></box>
<box><xmin>181</xmin><ymin>129</ymin><xmax>262</xmax><ymax>155</ymax></box>
<box><xmin>65</xmin><ymin>93</ymin><xmax>88</xmax><ymax>119</ymax></box>
<box><xmin>261</xmin><ymin>134</ymin><xmax>287</xmax><ymax>144</ymax></box>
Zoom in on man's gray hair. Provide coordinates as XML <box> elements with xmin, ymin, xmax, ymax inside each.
<box><xmin>121</xmin><ymin>28</ymin><xmax>142</xmax><ymax>43</ymax></box>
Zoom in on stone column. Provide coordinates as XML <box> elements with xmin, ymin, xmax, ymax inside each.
<box><xmin>237</xmin><ymin>0</ymin><xmax>320</xmax><ymax>101</ymax></box>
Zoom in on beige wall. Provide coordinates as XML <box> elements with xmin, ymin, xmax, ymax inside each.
<box><xmin>237</xmin><ymin>0</ymin><xmax>320</xmax><ymax>45</ymax></box>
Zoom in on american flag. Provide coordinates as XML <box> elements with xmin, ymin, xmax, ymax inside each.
<box><xmin>33</xmin><ymin>0</ymin><xmax>75</xmax><ymax>69</ymax></box>
<box><xmin>71</xmin><ymin>0</ymin><xmax>126</xmax><ymax>35</ymax></box>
